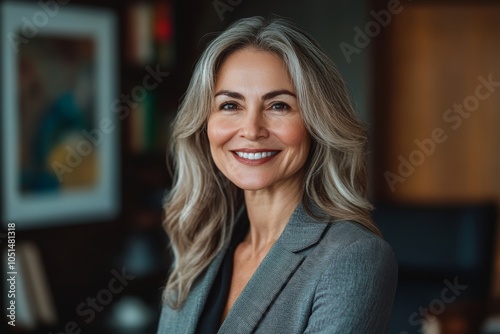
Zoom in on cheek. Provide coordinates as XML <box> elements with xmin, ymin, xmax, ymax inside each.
<box><xmin>207</xmin><ymin>116</ymin><xmax>234</xmax><ymax>149</ymax></box>
<box><xmin>276</xmin><ymin>121</ymin><xmax>310</xmax><ymax>148</ymax></box>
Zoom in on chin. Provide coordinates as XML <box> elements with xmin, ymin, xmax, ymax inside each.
<box><xmin>228</xmin><ymin>177</ymin><xmax>272</xmax><ymax>191</ymax></box>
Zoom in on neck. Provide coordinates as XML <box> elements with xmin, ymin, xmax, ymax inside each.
<box><xmin>243</xmin><ymin>178</ymin><xmax>303</xmax><ymax>253</ymax></box>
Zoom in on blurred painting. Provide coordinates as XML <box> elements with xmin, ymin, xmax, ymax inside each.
<box><xmin>19</xmin><ymin>36</ymin><xmax>98</xmax><ymax>193</ymax></box>
<box><xmin>1</xmin><ymin>3</ymin><xmax>119</xmax><ymax>228</ymax></box>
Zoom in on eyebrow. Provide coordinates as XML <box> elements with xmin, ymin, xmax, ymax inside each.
<box><xmin>214</xmin><ymin>89</ymin><xmax>296</xmax><ymax>100</ymax></box>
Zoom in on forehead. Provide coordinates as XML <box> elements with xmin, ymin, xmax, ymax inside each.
<box><xmin>214</xmin><ymin>48</ymin><xmax>294</xmax><ymax>92</ymax></box>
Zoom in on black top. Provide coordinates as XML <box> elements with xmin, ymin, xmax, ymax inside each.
<box><xmin>196</xmin><ymin>216</ymin><xmax>249</xmax><ymax>334</ymax></box>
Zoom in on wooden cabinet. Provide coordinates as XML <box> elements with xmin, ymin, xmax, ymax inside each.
<box><xmin>373</xmin><ymin>2</ymin><xmax>500</xmax><ymax>298</ymax></box>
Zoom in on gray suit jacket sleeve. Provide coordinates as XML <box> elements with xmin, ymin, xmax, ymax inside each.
<box><xmin>303</xmin><ymin>237</ymin><xmax>397</xmax><ymax>333</ymax></box>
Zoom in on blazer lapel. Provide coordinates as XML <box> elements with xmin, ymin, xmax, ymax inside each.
<box><xmin>219</xmin><ymin>247</ymin><xmax>304</xmax><ymax>333</ymax></box>
<box><xmin>173</xmin><ymin>206</ymin><xmax>249</xmax><ymax>334</ymax></box>
<box><xmin>173</xmin><ymin>244</ymin><xmax>228</xmax><ymax>334</ymax></box>
<box><xmin>218</xmin><ymin>203</ymin><xmax>329</xmax><ymax>333</ymax></box>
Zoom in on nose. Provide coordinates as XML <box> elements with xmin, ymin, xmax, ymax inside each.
<box><xmin>240</xmin><ymin>110</ymin><xmax>269</xmax><ymax>140</ymax></box>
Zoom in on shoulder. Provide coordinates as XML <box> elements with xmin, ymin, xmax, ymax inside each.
<box><xmin>284</xmin><ymin>203</ymin><xmax>397</xmax><ymax>270</ymax></box>
<box><xmin>325</xmin><ymin>220</ymin><xmax>394</xmax><ymax>253</ymax></box>
<box><xmin>310</xmin><ymin>220</ymin><xmax>398</xmax><ymax>299</ymax></box>
<box><xmin>294</xmin><ymin>221</ymin><xmax>398</xmax><ymax>333</ymax></box>
<box><xmin>319</xmin><ymin>220</ymin><xmax>397</xmax><ymax>272</ymax></box>
<box><xmin>279</xmin><ymin>202</ymin><xmax>398</xmax><ymax>286</ymax></box>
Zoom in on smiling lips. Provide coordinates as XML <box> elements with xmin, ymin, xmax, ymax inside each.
<box><xmin>235</xmin><ymin>151</ymin><xmax>278</xmax><ymax>160</ymax></box>
<box><xmin>231</xmin><ymin>150</ymin><xmax>280</xmax><ymax>164</ymax></box>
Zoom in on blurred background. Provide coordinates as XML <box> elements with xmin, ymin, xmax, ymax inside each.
<box><xmin>1</xmin><ymin>0</ymin><xmax>499</xmax><ymax>333</ymax></box>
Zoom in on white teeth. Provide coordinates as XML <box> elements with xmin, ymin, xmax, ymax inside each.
<box><xmin>235</xmin><ymin>151</ymin><xmax>277</xmax><ymax>160</ymax></box>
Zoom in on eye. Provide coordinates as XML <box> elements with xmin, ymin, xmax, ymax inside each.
<box><xmin>219</xmin><ymin>102</ymin><xmax>239</xmax><ymax>111</ymax></box>
<box><xmin>270</xmin><ymin>102</ymin><xmax>290</xmax><ymax>111</ymax></box>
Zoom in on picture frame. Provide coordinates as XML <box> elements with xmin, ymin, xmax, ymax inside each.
<box><xmin>1</xmin><ymin>2</ymin><xmax>119</xmax><ymax>229</ymax></box>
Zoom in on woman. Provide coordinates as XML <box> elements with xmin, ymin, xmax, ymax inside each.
<box><xmin>158</xmin><ymin>16</ymin><xmax>398</xmax><ymax>334</ymax></box>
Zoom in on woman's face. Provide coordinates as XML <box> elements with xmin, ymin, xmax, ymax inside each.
<box><xmin>207</xmin><ymin>48</ymin><xmax>311</xmax><ymax>192</ymax></box>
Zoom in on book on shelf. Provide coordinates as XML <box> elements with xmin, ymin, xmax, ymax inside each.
<box><xmin>126</xmin><ymin>1</ymin><xmax>175</xmax><ymax>67</ymax></box>
<box><xmin>129</xmin><ymin>91</ymin><xmax>156</xmax><ymax>153</ymax></box>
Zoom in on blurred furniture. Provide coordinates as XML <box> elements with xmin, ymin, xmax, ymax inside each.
<box><xmin>372</xmin><ymin>1</ymin><xmax>500</xmax><ymax>301</ymax></box>
<box><xmin>373</xmin><ymin>202</ymin><xmax>497</xmax><ymax>334</ymax></box>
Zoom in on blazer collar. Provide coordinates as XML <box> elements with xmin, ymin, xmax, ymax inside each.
<box><xmin>172</xmin><ymin>206</ymin><xmax>247</xmax><ymax>334</ymax></box>
<box><xmin>276</xmin><ymin>202</ymin><xmax>330</xmax><ymax>252</ymax></box>
<box><xmin>219</xmin><ymin>202</ymin><xmax>329</xmax><ymax>333</ymax></box>
<box><xmin>176</xmin><ymin>202</ymin><xmax>329</xmax><ymax>334</ymax></box>
<box><xmin>171</xmin><ymin>245</ymin><xmax>227</xmax><ymax>334</ymax></box>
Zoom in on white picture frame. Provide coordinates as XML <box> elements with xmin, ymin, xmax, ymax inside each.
<box><xmin>1</xmin><ymin>2</ymin><xmax>120</xmax><ymax>229</ymax></box>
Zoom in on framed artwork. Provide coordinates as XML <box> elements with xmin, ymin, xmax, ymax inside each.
<box><xmin>1</xmin><ymin>2</ymin><xmax>119</xmax><ymax>229</ymax></box>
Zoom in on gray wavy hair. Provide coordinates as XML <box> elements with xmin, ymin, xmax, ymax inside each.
<box><xmin>162</xmin><ymin>16</ymin><xmax>379</xmax><ymax>309</ymax></box>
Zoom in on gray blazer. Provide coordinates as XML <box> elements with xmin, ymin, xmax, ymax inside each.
<box><xmin>157</xmin><ymin>204</ymin><xmax>398</xmax><ymax>334</ymax></box>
